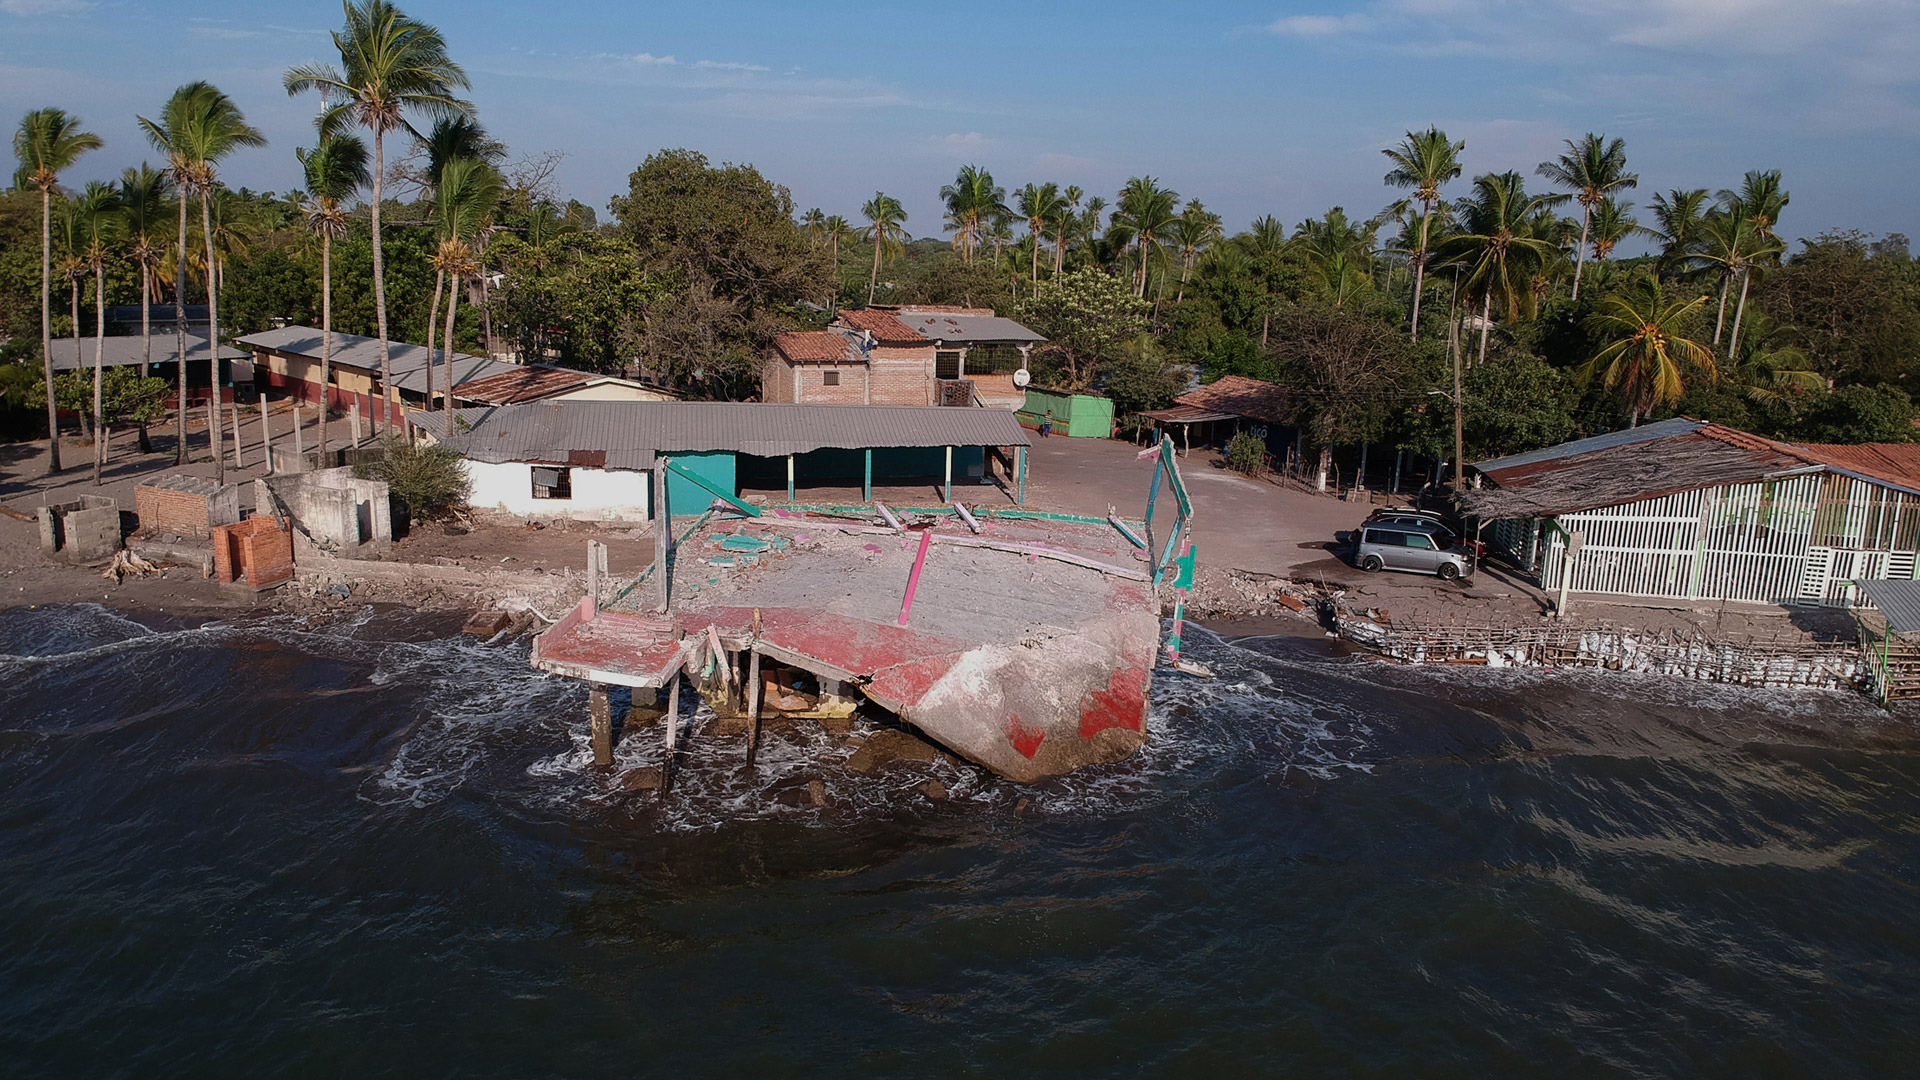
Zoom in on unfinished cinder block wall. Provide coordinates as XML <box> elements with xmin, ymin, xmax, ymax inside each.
<box><xmin>38</xmin><ymin>496</ymin><xmax>121</xmax><ymax>562</ymax></box>
<box><xmin>134</xmin><ymin>475</ymin><xmax>240</xmax><ymax>538</ymax></box>
<box><xmin>212</xmin><ymin>515</ymin><xmax>295</xmax><ymax>587</ymax></box>
<box><xmin>254</xmin><ymin>467</ymin><xmax>392</xmax><ymax>559</ymax></box>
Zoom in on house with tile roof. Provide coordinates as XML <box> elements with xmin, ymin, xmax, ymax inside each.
<box><xmin>1462</xmin><ymin>418</ymin><xmax>1920</xmax><ymax>606</ymax></box>
<box><xmin>762</xmin><ymin>306</ymin><xmax>1042</xmax><ymax>409</ymax></box>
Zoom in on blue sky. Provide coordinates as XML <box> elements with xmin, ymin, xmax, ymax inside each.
<box><xmin>5</xmin><ymin>0</ymin><xmax>1917</xmax><ymax>252</ymax></box>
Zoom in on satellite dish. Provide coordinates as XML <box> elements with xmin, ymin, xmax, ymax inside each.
<box><xmin>1013</xmin><ymin>369</ymin><xmax>1031</xmax><ymax>387</ymax></box>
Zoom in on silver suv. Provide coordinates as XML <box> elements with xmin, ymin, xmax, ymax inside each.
<box><xmin>1355</xmin><ymin>522</ymin><xmax>1473</xmax><ymax>580</ymax></box>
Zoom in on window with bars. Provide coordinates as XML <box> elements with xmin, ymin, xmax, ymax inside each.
<box><xmin>823</xmin><ymin>370</ymin><xmax>840</xmax><ymax>386</ymax></box>
<box><xmin>532</xmin><ymin>466</ymin><xmax>573</xmax><ymax>500</ymax></box>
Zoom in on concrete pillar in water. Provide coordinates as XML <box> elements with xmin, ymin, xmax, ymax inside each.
<box><xmin>661</xmin><ymin>673</ymin><xmax>681</xmax><ymax>797</ymax></box>
<box><xmin>589</xmin><ymin>683</ymin><xmax>612</xmax><ymax>766</ymax></box>
<box><xmin>744</xmin><ymin>648</ymin><xmax>762</xmax><ymax>767</ymax></box>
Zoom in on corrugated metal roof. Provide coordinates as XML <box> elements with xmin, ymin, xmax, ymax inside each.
<box><xmin>1858</xmin><ymin>579</ymin><xmax>1920</xmax><ymax>634</ymax></box>
<box><xmin>438</xmin><ymin>400</ymin><xmax>1032</xmax><ymax>471</ymax></box>
<box><xmin>1176</xmin><ymin>375</ymin><xmax>1292</xmax><ymax>425</ymax></box>
<box><xmin>894</xmin><ymin>311</ymin><xmax>1046</xmax><ymax>344</ymax></box>
<box><xmin>240</xmin><ymin>324</ymin><xmax>533</xmax><ymax>395</ymax></box>
<box><xmin>835</xmin><ymin>309</ymin><xmax>926</xmax><ymax>344</ymax></box>
<box><xmin>1795</xmin><ymin>442</ymin><xmax>1920</xmax><ymax>495</ymax></box>
<box><xmin>1139</xmin><ymin>405</ymin><xmax>1236</xmax><ymax>424</ymax></box>
<box><xmin>453</xmin><ymin>366</ymin><xmax>593</xmax><ymax>405</ymax></box>
<box><xmin>47</xmin><ymin>334</ymin><xmax>247</xmax><ymax>370</ymax></box>
<box><xmin>1474</xmin><ymin>416</ymin><xmax>1704</xmax><ymax>474</ymax></box>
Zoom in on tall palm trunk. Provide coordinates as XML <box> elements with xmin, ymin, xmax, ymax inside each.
<box><xmin>1727</xmin><ymin>268</ymin><xmax>1753</xmax><ymax>364</ymax></box>
<box><xmin>70</xmin><ymin>280</ymin><xmax>87</xmax><ymax>441</ymax></box>
<box><xmin>425</xmin><ymin>266</ymin><xmax>445</xmax><ymax>412</ymax></box>
<box><xmin>371</xmin><ymin>129</ymin><xmax>393</xmax><ymax>437</ymax></box>
<box><xmin>1712</xmin><ymin>271</ymin><xmax>1730</xmax><ymax>345</ymax></box>
<box><xmin>1054</xmin><ymin>222</ymin><xmax>1066</xmax><ymax>277</ymax></box>
<box><xmin>441</xmin><ymin>273</ymin><xmax>460</xmax><ymax>438</ymax></box>
<box><xmin>1030</xmin><ymin>226</ymin><xmax>1040</xmax><ymax>290</ymax></box>
<box><xmin>1478</xmin><ymin>289</ymin><xmax>1492</xmax><ymax>368</ymax></box>
<box><xmin>1571</xmin><ymin>203</ymin><xmax>1592</xmax><ymax>301</ymax></box>
<box><xmin>39</xmin><ymin>189</ymin><xmax>60</xmax><ymax>473</ymax></box>
<box><xmin>174</xmin><ymin>186</ymin><xmax>190</xmax><ymax>464</ymax></box>
<box><xmin>318</xmin><ymin>234</ymin><xmax>332</xmax><ymax>457</ymax></box>
<box><xmin>868</xmin><ymin>236</ymin><xmax>882</xmax><ymax>305</ymax></box>
<box><xmin>138</xmin><ymin>263</ymin><xmax>153</xmax><ymax>453</ymax></box>
<box><xmin>92</xmin><ymin>263</ymin><xmax>106</xmax><ymax>485</ymax></box>
<box><xmin>1409</xmin><ymin>202</ymin><xmax>1432</xmax><ymax>339</ymax></box>
<box><xmin>201</xmin><ymin>190</ymin><xmax>225</xmax><ymax>483</ymax></box>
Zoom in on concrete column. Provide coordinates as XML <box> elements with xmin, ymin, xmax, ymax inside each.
<box><xmin>943</xmin><ymin>446</ymin><xmax>953</xmax><ymax>503</ymax></box>
<box><xmin>292</xmin><ymin>400</ymin><xmax>305</xmax><ymax>466</ymax></box>
<box><xmin>744</xmin><ymin>648</ymin><xmax>762</xmax><ymax>767</ymax></box>
<box><xmin>1016</xmin><ymin>446</ymin><xmax>1027</xmax><ymax>506</ymax></box>
<box><xmin>262</xmin><ymin>396</ymin><xmax>276</xmax><ymax>475</ymax></box>
<box><xmin>652</xmin><ymin>465</ymin><xmax>670</xmax><ymax>614</ymax></box>
<box><xmin>589</xmin><ymin>683</ymin><xmax>612</xmax><ymax>766</ymax></box>
<box><xmin>661</xmin><ymin>674</ymin><xmax>681</xmax><ymax>796</ymax></box>
<box><xmin>787</xmin><ymin>454</ymin><xmax>795</xmax><ymax>504</ymax></box>
<box><xmin>230</xmin><ymin>407</ymin><xmax>244</xmax><ymax>469</ymax></box>
<box><xmin>350</xmin><ymin>397</ymin><xmax>362</xmax><ymax>446</ymax></box>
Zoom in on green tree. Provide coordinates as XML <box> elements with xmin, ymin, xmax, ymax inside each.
<box><xmin>429</xmin><ymin>157</ymin><xmax>502</xmax><ymax>434</ymax></box>
<box><xmin>1431</xmin><ymin>172</ymin><xmax>1562</xmax><ymax>365</ymax></box>
<box><xmin>1109</xmin><ymin>176</ymin><xmax>1179</xmax><ymax>298</ymax></box>
<box><xmin>1797</xmin><ymin>384</ymin><xmax>1915</xmax><ymax>444</ymax></box>
<box><xmin>1015</xmin><ymin>182</ymin><xmax>1064</xmax><ymax>289</ymax></box>
<box><xmin>12</xmin><ymin>107</ymin><xmax>101</xmax><ymax>472</ymax></box>
<box><xmin>939</xmin><ymin>165</ymin><xmax>1008</xmax><ymax>264</ymax></box>
<box><xmin>1756</xmin><ymin>230</ymin><xmax>1920</xmax><ymax>386</ymax></box>
<box><xmin>118</xmin><ymin>165</ymin><xmax>172</xmax><ymax>408</ymax></box>
<box><xmin>860</xmin><ymin>191</ymin><xmax>909</xmax><ymax>305</ymax></box>
<box><xmin>1536</xmin><ymin>133</ymin><xmax>1635</xmax><ymax>301</ymax></box>
<box><xmin>1168</xmin><ymin>200</ymin><xmax>1222</xmax><ymax>303</ymax></box>
<box><xmin>297</xmin><ymin>133</ymin><xmax>371</xmax><ymax>454</ymax></box>
<box><xmin>1382</xmin><ymin>126</ymin><xmax>1465</xmax><ymax>338</ymax></box>
<box><xmin>286</xmin><ymin>0</ymin><xmax>473</xmax><ymax>436</ymax></box>
<box><xmin>1648</xmin><ymin>188</ymin><xmax>1711</xmax><ymax>275</ymax></box>
<box><xmin>1015</xmin><ymin>268</ymin><xmax>1149</xmax><ymax>391</ymax></box>
<box><xmin>72</xmin><ymin>180</ymin><xmax>121</xmax><ymax>483</ymax></box>
<box><xmin>1268</xmin><ymin>299</ymin><xmax>1414</xmax><ymax>490</ymax></box>
<box><xmin>1293</xmin><ymin>206</ymin><xmax>1379</xmax><ymax>308</ymax></box>
<box><xmin>1577</xmin><ymin>276</ymin><xmax>1715</xmax><ymax>426</ymax></box>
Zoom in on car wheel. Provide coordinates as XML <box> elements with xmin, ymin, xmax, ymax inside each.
<box><xmin>1361</xmin><ymin>555</ymin><xmax>1383</xmax><ymax>572</ymax></box>
<box><xmin>1437</xmin><ymin>562</ymin><xmax>1460</xmax><ymax>581</ymax></box>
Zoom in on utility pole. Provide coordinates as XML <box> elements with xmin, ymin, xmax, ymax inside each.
<box><xmin>1453</xmin><ymin>333</ymin><xmax>1465</xmax><ymax>492</ymax></box>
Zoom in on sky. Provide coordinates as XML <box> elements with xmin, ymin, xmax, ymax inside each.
<box><xmin>4</xmin><ymin>0</ymin><xmax>1918</xmax><ymax>254</ymax></box>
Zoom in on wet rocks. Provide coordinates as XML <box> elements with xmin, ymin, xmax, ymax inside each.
<box><xmin>843</xmin><ymin>728</ymin><xmax>940</xmax><ymax>775</ymax></box>
<box><xmin>619</xmin><ymin>766</ymin><xmax>663</xmax><ymax>791</ymax></box>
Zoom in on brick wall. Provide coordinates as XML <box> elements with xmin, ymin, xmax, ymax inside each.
<box><xmin>213</xmin><ymin>515</ymin><xmax>295</xmax><ymax>588</ymax></box>
<box><xmin>136</xmin><ymin>486</ymin><xmax>212</xmax><ymax>537</ymax></box>
<box><xmin>794</xmin><ymin>365</ymin><xmax>868</xmax><ymax>405</ymax></box>
<box><xmin>869</xmin><ymin>345</ymin><xmax>935</xmax><ymax>406</ymax></box>
<box><xmin>761</xmin><ymin>353</ymin><xmax>794</xmax><ymax>403</ymax></box>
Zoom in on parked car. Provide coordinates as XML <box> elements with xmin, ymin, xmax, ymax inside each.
<box><xmin>1354</xmin><ymin>521</ymin><xmax>1474</xmax><ymax>580</ymax></box>
<box><xmin>1363</xmin><ymin>508</ymin><xmax>1484</xmax><ymax>556</ymax></box>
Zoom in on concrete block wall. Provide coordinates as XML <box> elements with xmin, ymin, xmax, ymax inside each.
<box><xmin>62</xmin><ymin>506</ymin><xmax>123</xmax><ymax>563</ymax></box>
<box><xmin>255</xmin><ymin>467</ymin><xmax>392</xmax><ymax>559</ymax></box>
<box><xmin>38</xmin><ymin>495</ymin><xmax>118</xmax><ymax>557</ymax></box>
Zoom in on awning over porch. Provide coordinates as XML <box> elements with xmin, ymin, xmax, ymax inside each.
<box><xmin>1138</xmin><ymin>406</ymin><xmax>1236</xmax><ymax>425</ymax></box>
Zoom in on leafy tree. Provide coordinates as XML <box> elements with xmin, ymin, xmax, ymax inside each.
<box><xmin>1382</xmin><ymin>126</ymin><xmax>1465</xmax><ymax>338</ymax></box>
<box><xmin>358</xmin><ymin>435</ymin><xmax>470</xmax><ymax>520</ymax></box>
<box><xmin>1537</xmin><ymin>133</ymin><xmax>1635</xmax><ymax>300</ymax></box>
<box><xmin>287</xmin><ymin>0</ymin><xmax>473</xmax><ymax>436</ymax></box>
<box><xmin>1755</xmin><ymin>230</ymin><xmax>1920</xmax><ymax>387</ymax></box>
<box><xmin>1100</xmin><ymin>336</ymin><xmax>1187</xmax><ymax>417</ymax></box>
<box><xmin>1224</xmin><ymin>431</ymin><xmax>1268</xmax><ymax>476</ymax></box>
<box><xmin>1015</xmin><ymin>268</ymin><xmax>1149</xmax><ymax>391</ymax></box>
<box><xmin>488</xmin><ymin>231</ymin><xmax>659</xmax><ymax>375</ymax></box>
<box><xmin>1577</xmin><ymin>276</ymin><xmax>1715</xmax><ymax>426</ymax></box>
<box><xmin>1268</xmin><ymin>299</ymin><xmax>1415</xmax><ymax>489</ymax></box>
<box><xmin>1797</xmin><ymin>384</ymin><xmax>1915</xmax><ymax>444</ymax></box>
<box><xmin>13</xmin><ymin>106</ymin><xmax>101</xmax><ymax>472</ymax></box>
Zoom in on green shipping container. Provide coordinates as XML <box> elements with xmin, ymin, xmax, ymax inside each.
<box><xmin>1017</xmin><ymin>388</ymin><xmax>1114</xmax><ymax>438</ymax></box>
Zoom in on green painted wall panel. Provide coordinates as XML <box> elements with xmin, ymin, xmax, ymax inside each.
<box><xmin>662</xmin><ymin>450</ymin><xmax>736</xmax><ymax>514</ymax></box>
<box><xmin>1017</xmin><ymin>388</ymin><xmax>1113</xmax><ymax>437</ymax></box>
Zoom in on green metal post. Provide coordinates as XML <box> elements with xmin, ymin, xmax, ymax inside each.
<box><xmin>1016</xmin><ymin>446</ymin><xmax>1027</xmax><ymax>506</ymax></box>
<box><xmin>787</xmin><ymin>454</ymin><xmax>795</xmax><ymax>504</ymax></box>
<box><xmin>943</xmin><ymin>446</ymin><xmax>953</xmax><ymax>503</ymax></box>
<box><xmin>863</xmin><ymin>448</ymin><xmax>872</xmax><ymax>502</ymax></box>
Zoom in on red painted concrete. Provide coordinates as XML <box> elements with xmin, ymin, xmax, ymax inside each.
<box><xmin>1007</xmin><ymin>713</ymin><xmax>1046</xmax><ymax>759</ymax></box>
<box><xmin>1078</xmin><ymin>664</ymin><xmax>1149</xmax><ymax>740</ymax></box>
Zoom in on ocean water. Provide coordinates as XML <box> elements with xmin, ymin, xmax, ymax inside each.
<box><xmin>1</xmin><ymin>603</ymin><xmax>1916</xmax><ymax>1077</ymax></box>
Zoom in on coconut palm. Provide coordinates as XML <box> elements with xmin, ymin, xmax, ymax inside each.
<box><xmin>1647</xmin><ymin>188</ymin><xmax>1711</xmax><ymax>275</ymax></box>
<box><xmin>799</xmin><ymin>207</ymin><xmax>826</xmax><ymax>245</ymax></box>
<box><xmin>1051</xmin><ymin>185</ymin><xmax>1083</xmax><ymax>276</ymax></box>
<box><xmin>1109</xmin><ymin>176</ymin><xmax>1179</xmax><ymax>298</ymax></box>
<box><xmin>1536</xmin><ymin>134</ymin><xmax>1635</xmax><ymax>301</ymax></box>
<box><xmin>298</xmin><ymin>134</ymin><xmax>371</xmax><ymax>456</ymax></box>
<box><xmin>118</xmin><ymin>165</ymin><xmax>171</xmax><ymax>382</ymax></box>
<box><xmin>138</xmin><ymin>84</ymin><xmax>211</xmax><ymax>463</ymax></box>
<box><xmin>1727</xmin><ymin>311</ymin><xmax>1824</xmax><ymax>410</ymax></box>
<box><xmin>286</xmin><ymin>0</ymin><xmax>473</xmax><ymax>438</ymax></box>
<box><xmin>1700</xmin><ymin>207</ymin><xmax>1785</xmax><ymax>364</ymax></box>
<box><xmin>426</xmin><ymin>158</ymin><xmax>502</xmax><ymax>435</ymax></box>
<box><xmin>1382</xmin><ymin>127</ymin><xmax>1465</xmax><ymax>337</ymax></box>
<box><xmin>1015</xmin><ymin>182</ymin><xmax>1064</xmax><ymax>288</ymax></box>
<box><xmin>419</xmin><ymin>114</ymin><xmax>502</xmax><ymax>189</ymax></box>
<box><xmin>1577</xmin><ymin>276</ymin><xmax>1715</xmax><ymax>426</ymax></box>
<box><xmin>940</xmin><ymin>165</ymin><xmax>1007</xmax><ymax>263</ymax></box>
<box><xmin>12</xmin><ymin>108</ymin><xmax>102</xmax><ymax>473</ymax></box>
<box><xmin>1718</xmin><ymin>169</ymin><xmax>1789</xmax><ymax>246</ymax></box>
<box><xmin>821</xmin><ymin>214</ymin><xmax>853</xmax><ymax>263</ymax></box>
<box><xmin>139</xmin><ymin>81</ymin><xmax>265</xmax><ymax>483</ymax></box>
<box><xmin>1169</xmin><ymin>200</ymin><xmax>1222</xmax><ymax>303</ymax></box>
<box><xmin>860</xmin><ymin>191</ymin><xmax>909</xmax><ymax>305</ymax></box>
<box><xmin>1431</xmin><ymin>172</ymin><xmax>1562</xmax><ymax>365</ymax></box>
<box><xmin>71</xmin><ymin>181</ymin><xmax>121</xmax><ymax>484</ymax></box>
<box><xmin>1586</xmin><ymin>197</ymin><xmax>1650</xmax><ymax>262</ymax></box>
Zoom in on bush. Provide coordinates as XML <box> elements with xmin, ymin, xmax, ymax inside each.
<box><xmin>1225</xmin><ymin>431</ymin><xmax>1268</xmax><ymax>476</ymax></box>
<box><xmin>357</xmin><ymin>437</ymin><xmax>471</xmax><ymax>521</ymax></box>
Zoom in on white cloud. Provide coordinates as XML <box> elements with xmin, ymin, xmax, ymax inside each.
<box><xmin>189</xmin><ymin>27</ymin><xmax>262</xmax><ymax>40</ymax></box>
<box><xmin>1268</xmin><ymin>13</ymin><xmax>1372</xmax><ymax>35</ymax></box>
<box><xmin>695</xmin><ymin>59</ymin><xmax>770</xmax><ymax>72</ymax></box>
<box><xmin>933</xmin><ymin>131</ymin><xmax>990</xmax><ymax>153</ymax></box>
<box><xmin>625</xmin><ymin>51</ymin><xmax>678</xmax><ymax>65</ymax></box>
<box><xmin>0</xmin><ymin>0</ymin><xmax>92</xmax><ymax>13</ymax></box>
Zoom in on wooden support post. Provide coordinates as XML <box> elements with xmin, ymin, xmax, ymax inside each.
<box><xmin>1557</xmin><ymin>531</ymin><xmax>1583</xmax><ymax>619</ymax></box>
<box><xmin>589</xmin><ymin>682</ymin><xmax>612</xmax><ymax>767</ymax></box>
<box><xmin>653</xmin><ymin>464</ymin><xmax>670</xmax><ymax>613</ymax></box>
<box><xmin>661</xmin><ymin>673</ymin><xmax>680</xmax><ymax>797</ymax></box>
<box><xmin>787</xmin><ymin>453</ymin><xmax>795</xmax><ymax>503</ymax></box>
<box><xmin>744</xmin><ymin>647</ymin><xmax>763</xmax><ymax>767</ymax></box>
<box><xmin>1391</xmin><ymin>449</ymin><xmax>1401</xmax><ymax>495</ymax></box>
<box><xmin>943</xmin><ymin>445</ymin><xmax>953</xmax><ymax>503</ymax></box>
<box><xmin>953</xmin><ymin>501</ymin><xmax>981</xmax><ymax>533</ymax></box>
<box><xmin>863</xmin><ymin>448</ymin><xmax>872</xmax><ymax>502</ymax></box>
<box><xmin>1016</xmin><ymin>446</ymin><xmax>1027</xmax><ymax>506</ymax></box>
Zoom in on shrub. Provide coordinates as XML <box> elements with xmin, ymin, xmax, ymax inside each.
<box><xmin>1225</xmin><ymin>431</ymin><xmax>1268</xmax><ymax>476</ymax></box>
<box><xmin>358</xmin><ymin>437</ymin><xmax>471</xmax><ymax>521</ymax></box>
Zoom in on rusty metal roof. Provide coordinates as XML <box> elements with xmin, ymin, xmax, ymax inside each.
<box><xmin>453</xmin><ymin>366</ymin><xmax>593</xmax><ymax>405</ymax></box>
<box><xmin>834</xmin><ymin>308</ymin><xmax>926</xmax><ymax>344</ymax></box>
<box><xmin>1139</xmin><ymin>405</ymin><xmax>1236</xmax><ymax>424</ymax></box>
<box><xmin>439</xmin><ymin>400</ymin><xmax>1031</xmax><ymax>471</ymax></box>
<box><xmin>1796</xmin><ymin>442</ymin><xmax>1920</xmax><ymax>493</ymax></box>
<box><xmin>1175</xmin><ymin>375</ymin><xmax>1292</xmax><ymax>425</ymax></box>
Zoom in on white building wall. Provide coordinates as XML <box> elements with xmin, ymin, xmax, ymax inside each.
<box><xmin>464</xmin><ymin>459</ymin><xmax>651</xmax><ymax>522</ymax></box>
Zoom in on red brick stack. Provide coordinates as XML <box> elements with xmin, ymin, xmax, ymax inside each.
<box><xmin>212</xmin><ymin>515</ymin><xmax>294</xmax><ymax>588</ymax></box>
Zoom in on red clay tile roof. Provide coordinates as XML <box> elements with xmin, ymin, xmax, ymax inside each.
<box><xmin>455</xmin><ymin>365</ymin><xmax>593</xmax><ymax>405</ymax></box>
<box><xmin>1175</xmin><ymin>375</ymin><xmax>1292</xmax><ymax>425</ymax></box>
<box><xmin>836</xmin><ymin>308</ymin><xmax>928</xmax><ymax>344</ymax></box>
<box><xmin>772</xmin><ymin>331</ymin><xmax>855</xmax><ymax>362</ymax></box>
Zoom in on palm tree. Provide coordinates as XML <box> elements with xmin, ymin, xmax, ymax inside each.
<box><xmin>138</xmin><ymin>84</ymin><xmax>213</xmax><ymax>465</ymax></box>
<box><xmin>1169</xmin><ymin>200</ymin><xmax>1222</xmax><ymax>303</ymax></box>
<box><xmin>1585</xmin><ymin>197</ymin><xmax>1649</xmax><ymax>262</ymax></box>
<box><xmin>1576</xmin><ymin>276</ymin><xmax>1715</xmax><ymax>426</ymax></box>
<box><xmin>1694</xmin><ymin>206</ymin><xmax>1783</xmax><ymax>360</ymax></box>
<box><xmin>1431</xmin><ymin>171</ymin><xmax>1562</xmax><ymax>365</ymax></box>
<box><xmin>860</xmin><ymin>191</ymin><xmax>909</xmax><ymax>305</ymax></box>
<box><xmin>1382</xmin><ymin>127</ymin><xmax>1465</xmax><ymax>337</ymax></box>
<box><xmin>72</xmin><ymin>181</ymin><xmax>121</xmax><ymax>484</ymax></box>
<box><xmin>419</xmin><ymin>114</ymin><xmax>502</xmax><ymax>189</ymax></box>
<box><xmin>1719</xmin><ymin>169</ymin><xmax>1789</xmax><ymax>245</ymax></box>
<box><xmin>821</xmin><ymin>214</ymin><xmax>853</xmax><ymax>263</ymax></box>
<box><xmin>118</xmin><ymin>166</ymin><xmax>171</xmax><ymax>381</ymax></box>
<box><xmin>1647</xmin><ymin>188</ymin><xmax>1711</xmax><ymax>275</ymax></box>
<box><xmin>799</xmin><ymin>207</ymin><xmax>826</xmax><ymax>245</ymax></box>
<box><xmin>286</xmin><ymin>0</ymin><xmax>473</xmax><ymax>438</ymax></box>
<box><xmin>428</xmin><ymin>158</ymin><xmax>501</xmax><ymax>435</ymax></box>
<box><xmin>1536</xmin><ymin>134</ymin><xmax>1636</xmax><ymax>301</ymax></box>
<box><xmin>1015</xmin><ymin>182</ymin><xmax>1064</xmax><ymax>288</ymax></box>
<box><xmin>12</xmin><ymin>108</ymin><xmax>102</xmax><ymax>473</ymax></box>
<box><xmin>298</xmin><ymin>134</ymin><xmax>370</xmax><ymax>456</ymax></box>
<box><xmin>1110</xmin><ymin>176</ymin><xmax>1179</xmax><ymax>297</ymax></box>
<box><xmin>1053</xmin><ymin>184</ymin><xmax>1083</xmax><ymax>276</ymax></box>
<box><xmin>939</xmin><ymin>165</ymin><xmax>1007</xmax><ymax>263</ymax></box>
<box><xmin>1727</xmin><ymin>311</ymin><xmax>1823</xmax><ymax>410</ymax></box>
<box><xmin>140</xmin><ymin>84</ymin><xmax>263</xmax><ymax>483</ymax></box>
